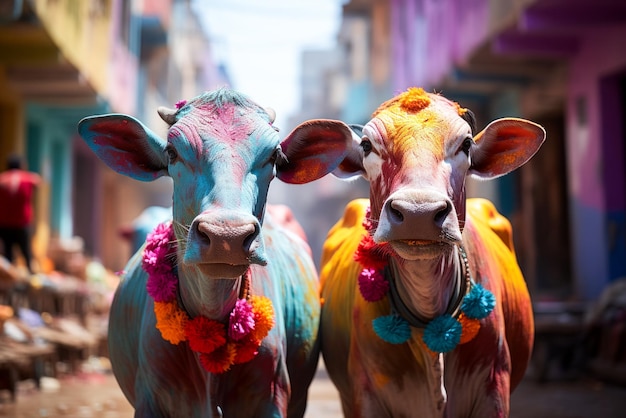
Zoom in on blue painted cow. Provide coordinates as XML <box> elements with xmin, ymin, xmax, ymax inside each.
<box><xmin>78</xmin><ymin>89</ymin><xmax>352</xmax><ymax>417</ymax></box>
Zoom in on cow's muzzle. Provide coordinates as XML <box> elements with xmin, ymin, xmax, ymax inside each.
<box><xmin>374</xmin><ymin>189</ymin><xmax>462</xmax><ymax>258</ymax></box>
<box><xmin>184</xmin><ymin>212</ymin><xmax>267</xmax><ymax>278</ymax></box>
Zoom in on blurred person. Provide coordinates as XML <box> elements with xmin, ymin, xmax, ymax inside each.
<box><xmin>0</xmin><ymin>154</ymin><xmax>41</xmax><ymax>273</ymax></box>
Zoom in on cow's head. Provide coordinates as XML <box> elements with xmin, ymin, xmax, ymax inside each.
<box><xmin>334</xmin><ymin>87</ymin><xmax>545</xmax><ymax>261</ymax></box>
<box><xmin>78</xmin><ymin>88</ymin><xmax>352</xmax><ymax>278</ymax></box>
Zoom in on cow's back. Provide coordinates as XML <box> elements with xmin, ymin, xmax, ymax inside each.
<box><xmin>319</xmin><ymin>199</ymin><xmax>369</xmax><ymax>404</ymax></box>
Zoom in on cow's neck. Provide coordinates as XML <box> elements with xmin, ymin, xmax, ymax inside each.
<box><xmin>177</xmin><ymin>269</ymin><xmax>242</xmax><ymax>321</ymax></box>
<box><xmin>388</xmin><ymin>245</ymin><xmax>462</xmax><ymax>322</ymax></box>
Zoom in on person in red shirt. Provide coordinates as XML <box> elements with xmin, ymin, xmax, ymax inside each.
<box><xmin>0</xmin><ymin>154</ymin><xmax>41</xmax><ymax>273</ymax></box>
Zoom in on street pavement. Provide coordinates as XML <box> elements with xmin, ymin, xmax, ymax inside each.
<box><xmin>1</xmin><ymin>359</ymin><xmax>625</xmax><ymax>417</ymax></box>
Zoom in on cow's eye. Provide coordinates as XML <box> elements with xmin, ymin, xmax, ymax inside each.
<box><xmin>165</xmin><ymin>145</ymin><xmax>178</xmax><ymax>163</ymax></box>
<box><xmin>360</xmin><ymin>138</ymin><xmax>373</xmax><ymax>156</ymax></box>
<box><xmin>461</xmin><ymin>137</ymin><xmax>473</xmax><ymax>155</ymax></box>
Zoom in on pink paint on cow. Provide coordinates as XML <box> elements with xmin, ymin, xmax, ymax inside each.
<box><xmin>313</xmin><ymin>88</ymin><xmax>545</xmax><ymax>417</ymax></box>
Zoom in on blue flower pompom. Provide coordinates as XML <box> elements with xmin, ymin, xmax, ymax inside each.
<box><xmin>461</xmin><ymin>283</ymin><xmax>496</xmax><ymax>319</ymax></box>
<box><xmin>422</xmin><ymin>314</ymin><xmax>462</xmax><ymax>353</ymax></box>
<box><xmin>372</xmin><ymin>315</ymin><xmax>411</xmax><ymax>344</ymax></box>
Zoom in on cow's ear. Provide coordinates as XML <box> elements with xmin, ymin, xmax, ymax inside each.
<box><xmin>469</xmin><ymin>118</ymin><xmax>545</xmax><ymax>180</ymax></box>
<box><xmin>78</xmin><ymin>114</ymin><xmax>169</xmax><ymax>181</ymax></box>
<box><xmin>332</xmin><ymin>124</ymin><xmax>365</xmax><ymax>180</ymax></box>
<box><xmin>277</xmin><ymin>119</ymin><xmax>353</xmax><ymax>184</ymax></box>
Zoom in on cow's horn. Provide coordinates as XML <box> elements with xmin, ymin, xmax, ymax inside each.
<box><xmin>157</xmin><ymin>106</ymin><xmax>178</xmax><ymax>125</ymax></box>
<box><xmin>264</xmin><ymin>107</ymin><xmax>276</xmax><ymax>124</ymax></box>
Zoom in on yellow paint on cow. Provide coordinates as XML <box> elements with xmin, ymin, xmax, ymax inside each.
<box><xmin>369</xmin><ymin>88</ymin><xmax>471</xmax><ymax>160</ymax></box>
<box><xmin>462</xmin><ymin>198</ymin><xmax>534</xmax><ymax>388</ymax></box>
<box><xmin>320</xmin><ymin>198</ymin><xmax>535</xmax><ymax>394</ymax></box>
<box><xmin>466</xmin><ymin>198</ymin><xmax>516</xmax><ymax>256</ymax></box>
<box><xmin>372</xmin><ymin>371</ymin><xmax>392</xmax><ymax>389</ymax></box>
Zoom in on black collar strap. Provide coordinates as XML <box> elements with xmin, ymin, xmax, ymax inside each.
<box><xmin>386</xmin><ymin>246</ymin><xmax>471</xmax><ymax>329</ymax></box>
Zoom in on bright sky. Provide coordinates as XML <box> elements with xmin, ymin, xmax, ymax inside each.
<box><xmin>192</xmin><ymin>0</ymin><xmax>343</xmax><ymax>126</ymax></box>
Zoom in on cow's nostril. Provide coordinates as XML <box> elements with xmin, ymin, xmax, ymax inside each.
<box><xmin>434</xmin><ymin>201</ymin><xmax>452</xmax><ymax>225</ymax></box>
<box><xmin>387</xmin><ymin>201</ymin><xmax>405</xmax><ymax>223</ymax></box>
<box><xmin>391</xmin><ymin>207</ymin><xmax>404</xmax><ymax>222</ymax></box>
<box><xmin>242</xmin><ymin>224</ymin><xmax>260</xmax><ymax>252</ymax></box>
<box><xmin>196</xmin><ymin>222</ymin><xmax>212</xmax><ymax>244</ymax></box>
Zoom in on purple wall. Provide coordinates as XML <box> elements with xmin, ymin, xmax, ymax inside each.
<box><xmin>388</xmin><ymin>0</ymin><xmax>626</xmax><ymax>300</ymax></box>
<box><xmin>567</xmin><ymin>25</ymin><xmax>626</xmax><ymax>299</ymax></box>
<box><xmin>567</xmin><ymin>26</ymin><xmax>626</xmax><ymax>209</ymax></box>
<box><xmin>391</xmin><ymin>0</ymin><xmax>489</xmax><ymax>90</ymax></box>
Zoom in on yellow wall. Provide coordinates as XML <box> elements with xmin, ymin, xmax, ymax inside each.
<box><xmin>33</xmin><ymin>0</ymin><xmax>112</xmax><ymax>94</ymax></box>
<box><xmin>0</xmin><ymin>67</ymin><xmax>23</xmax><ymax>161</ymax></box>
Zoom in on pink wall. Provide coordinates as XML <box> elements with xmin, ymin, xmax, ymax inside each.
<box><xmin>107</xmin><ymin>0</ymin><xmax>138</xmax><ymax>115</ymax></box>
<box><xmin>567</xmin><ymin>25</ymin><xmax>626</xmax><ymax>210</ymax></box>
<box><xmin>142</xmin><ymin>0</ymin><xmax>173</xmax><ymax>28</ymax></box>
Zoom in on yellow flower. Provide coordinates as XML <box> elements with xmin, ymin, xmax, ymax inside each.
<box><xmin>249</xmin><ymin>296</ymin><xmax>275</xmax><ymax>340</ymax></box>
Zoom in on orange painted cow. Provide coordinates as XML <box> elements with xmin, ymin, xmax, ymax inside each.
<box><xmin>318</xmin><ymin>88</ymin><xmax>545</xmax><ymax>417</ymax></box>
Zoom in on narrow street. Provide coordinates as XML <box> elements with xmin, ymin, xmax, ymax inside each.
<box><xmin>1</xmin><ymin>358</ymin><xmax>625</xmax><ymax>418</ymax></box>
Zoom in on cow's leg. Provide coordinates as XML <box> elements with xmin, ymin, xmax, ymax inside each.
<box><xmin>216</xmin><ymin>346</ymin><xmax>291</xmax><ymax>417</ymax></box>
<box><xmin>286</xmin><ymin>348</ymin><xmax>319</xmax><ymax>418</ymax></box>
<box><xmin>470</xmin><ymin>351</ymin><xmax>511</xmax><ymax>418</ymax></box>
<box><xmin>446</xmin><ymin>343</ymin><xmax>512</xmax><ymax>418</ymax></box>
<box><xmin>133</xmin><ymin>314</ymin><xmax>212</xmax><ymax>418</ymax></box>
<box><xmin>133</xmin><ymin>354</ymin><xmax>212</xmax><ymax>417</ymax></box>
<box><xmin>107</xmin><ymin>253</ymin><xmax>147</xmax><ymax>405</ymax></box>
<box><xmin>345</xmin><ymin>352</ymin><xmax>395</xmax><ymax>418</ymax></box>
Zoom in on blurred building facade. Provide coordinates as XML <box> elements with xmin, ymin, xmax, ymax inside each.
<box><xmin>2</xmin><ymin>0</ymin><xmax>623</xmax><ymax>304</ymax></box>
<box><xmin>0</xmin><ymin>0</ymin><xmax>227</xmax><ymax>273</ymax></box>
<box><xmin>292</xmin><ymin>0</ymin><xmax>626</xmax><ymax>302</ymax></box>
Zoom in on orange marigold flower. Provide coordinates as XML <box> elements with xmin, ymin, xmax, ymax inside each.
<box><xmin>185</xmin><ymin>316</ymin><xmax>227</xmax><ymax>354</ymax></box>
<box><xmin>199</xmin><ymin>343</ymin><xmax>237</xmax><ymax>374</ymax></box>
<box><xmin>154</xmin><ymin>301</ymin><xmax>188</xmax><ymax>344</ymax></box>
<box><xmin>249</xmin><ymin>296</ymin><xmax>275</xmax><ymax>341</ymax></box>
<box><xmin>459</xmin><ymin>313</ymin><xmax>480</xmax><ymax>344</ymax></box>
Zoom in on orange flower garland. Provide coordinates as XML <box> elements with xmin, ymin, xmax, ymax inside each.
<box><xmin>458</xmin><ymin>313</ymin><xmax>481</xmax><ymax>344</ymax></box>
<box><xmin>143</xmin><ymin>222</ymin><xmax>275</xmax><ymax>374</ymax></box>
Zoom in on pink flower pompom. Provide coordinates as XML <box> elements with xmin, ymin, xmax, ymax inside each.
<box><xmin>146</xmin><ymin>270</ymin><xmax>178</xmax><ymax>303</ymax></box>
<box><xmin>143</xmin><ymin>223</ymin><xmax>178</xmax><ymax>302</ymax></box>
<box><xmin>175</xmin><ymin>100</ymin><xmax>187</xmax><ymax>109</ymax></box>
<box><xmin>358</xmin><ymin>268</ymin><xmax>389</xmax><ymax>302</ymax></box>
<box><xmin>146</xmin><ymin>223</ymin><xmax>174</xmax><ymax>248</ymax></box>
<box><xmin>228</xmin><ymin>299</ymin><xmax>256</xmax><ymax>341</ymax></box>
<box><xmin>143</xmin><ymin>245</ymin><xmax>173</xmax><ymax>275</ymax></box>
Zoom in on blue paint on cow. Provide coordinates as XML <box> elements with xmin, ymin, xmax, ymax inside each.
<box><xmin>77</xmin><ymin>88</ymin><xmax>355</xmax><ymax>417</ymax></box>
